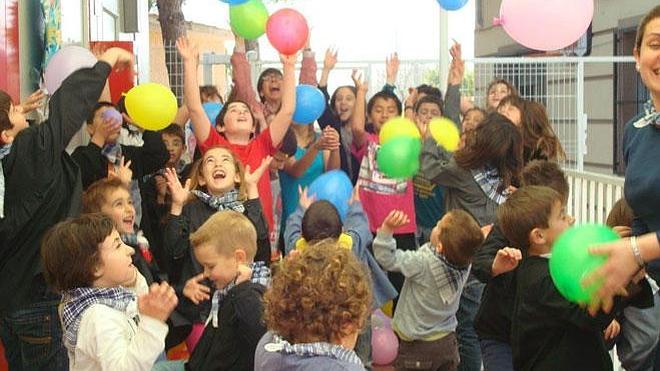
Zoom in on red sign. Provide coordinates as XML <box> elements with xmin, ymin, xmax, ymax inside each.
<box><xmin>89</xmin><ymin>41</ymin><xmax>135</xmax><ymax>104</ymax></box>
<box><xmin>0</xmin><ymin>0</ymin><xmax>20</xmax><ymax>102</ymax></box>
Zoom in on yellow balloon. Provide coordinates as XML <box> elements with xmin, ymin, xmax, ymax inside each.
<box><xmin>379</xmin><ymin>117</ymin><xmax>421</xmax><ymax>145</ymax></box>
<box><xmin>429</xmin><ymin>118</ymin><xmax>460</xmax><ymax>152</ymax></box>
<box><xmin>124</xmin><ymin>83</ymin><xmax>177</xmax><ymax>131</ymax></box>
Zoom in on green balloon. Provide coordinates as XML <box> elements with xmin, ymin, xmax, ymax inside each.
<box><xmin>549</xmin><ymin>224</ymin><xmax>619</xmax><ymax>303</ymax></box>
<box><xmin>229</xmin><ymin>0</ymin><xmax>269</xmax><ymax>40</ymax></box>
<box><xmin>376</xmin><ymin>137</ymin><xmax>421</xmax><ymax>179</ymax></box>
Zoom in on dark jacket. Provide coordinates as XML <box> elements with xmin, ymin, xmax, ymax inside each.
<box><xmin>0</xmin><ymin>62</ymin><xmax>111</xmax><ymax>315</ymax></box>
<box><xmin>185</xmin><ymin>281</ymin><xmax>267</xmax><ymax>371</ymax></box>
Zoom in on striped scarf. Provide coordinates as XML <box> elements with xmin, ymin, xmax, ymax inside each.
<box><xmin>264</xmin><ymin>333</ymin><xmax>363</xmax><ymax>367</ymax></box>
<box><xmin>431</xmin><ymin>245</ymin><xmax>471</xmax><ymax>305</ymax></box>
<box><xmin>471</xmin><ymin>166</ymin><xmax>510</xmax><ymax>205</ymax></box>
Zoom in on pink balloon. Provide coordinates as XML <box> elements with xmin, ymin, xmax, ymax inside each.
<box><xmin>44</xmin><ymin>46</ymin><xmax>97</xmax><ymax>95</ymax></box>
<box><xmin>496</xmin><ymin>0</ymin><xmax>593</xmax><ymax>51</ymax></box>
<box><xmin>372</xmin><ymin>326</ymin><xmax>399</xmax><ymax>365</ymax></box>
<box><xmin>266</xmin><ymin>8</ymin><xmax>309</xmax><ymax>55</ymax></box>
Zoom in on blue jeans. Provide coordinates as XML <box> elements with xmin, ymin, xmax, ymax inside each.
<box><xmin>480</xmin><ymin>339</ymin><xmax>513</xmax><ymax>371</ymax></box>
<box><xmin>617</xmin><ymin>290</ymin><xmax>660</xmax><ymax>371</ymax></box>
<box><xmin>0</xmin><ymin>296</ymin><xmax>68</xmax><ymax>371</ymax></box>
<box><xmin>456</xmin><ymin>275</ymin><xmax>484</xmax><ymax>371</ymax></box>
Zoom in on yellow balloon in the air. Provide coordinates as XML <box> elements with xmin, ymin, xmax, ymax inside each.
<box><xmin>124</xmin><ymin>83</ymin><xmax>177</xmax><ymax>131</ymax></box>
<box><xmin>378</xmin><ymin>117</ymin><xmax>421</xmax><ymax>145</ymax></box>
<box><xmin>428</xmin><ymin>118</ymin><xmax>460</xmax><ymax>152</ymax></box>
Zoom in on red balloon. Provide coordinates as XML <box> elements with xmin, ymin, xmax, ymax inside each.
<box><xmin>266</xmin><ymin>8</ymin><xmax>309</xmax><ymax>55</ymax></box>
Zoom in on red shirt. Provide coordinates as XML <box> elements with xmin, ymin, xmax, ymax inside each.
<box><xmin>199</xmin><ymin>128</ymin><xmax>277</xmax><ymax>233</ymax></box>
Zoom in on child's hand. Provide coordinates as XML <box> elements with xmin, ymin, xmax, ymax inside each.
<box><xmin>99</xmin><ymin>47</ymin><xmax>134</xmax><ymax>72</ymax></box>
<box><xmin>323</xmin><ymin>47</ymin><xmax>338</xmax><ymax>71</ymax></box>
<box><xmin>405</xmin><ymin>88</ymin><xmax>418</xmax><ymax>111</ymax></box>
<box><xmin>244</xmin><ymin>156</ymin><xmax>273</xmax><ymax>186</ymax></box>
<box><xmin>91</xmin><ymin>116</ymin><xmax>122</xmax><ymax>147</ymax></box>
<box><xmin>298</xmin><ymin>186</ymin><xmax>316</xmax><ymax>210</ymax></box>
<box><xmin>603</xmin><ymin>319</ymin><xmax>620</xmax><ymax>340</ymax></box>
<box><xmin>491</xmin><ymin>247</ymin><xmax>522</xmax><ymax>277</ymax></box>
<box><xmin>154</xmin><ymin>175</ymin><xmax>168</xmax><ymax>198</ymax></box>
<box><xmin>448</xmin><ymin>41</ymin><xmax>464</xmax><ymax>86</ymax></box>
<box><xmin>175</xmin><ymin>36</ymin><xmax>199</xmax><ymax>64</ymax></box>
<box><xmin>164</xmin><ymin>167</ymin><xmax>191</xmax><ymax>207</ymax></box>
<box><xmin>381</xmin><ymin>210</ymin><xmax>410</xmax><ymax>235</ymax></box>
<box><xmin>138</xmin><ymin>282</ymin><xmax>178</xmax><ymax>322</ymax></box>
<box><xmin>183</xmin><ymin>273</ymin><xmax>211</xmax><ymax>305</ymax></box>
<box><xmin>316</xmin><ymin>126</ymin><xmax>340</xmax><ymax>151</ymax></box>
<box><xmin>612</xmin><ymin>226</ymin><xmax>632</xmax><ymax>238</ymax></box>
<box><xmin>19</xmin><ymin>89</ymin><xmax>46</xmax><ymax>114</ymax></box>
<box><xmin>232</xmin><ymin>31</ymin><xmax>246</xmax><ymax>52</ymax></box>
<box><xmin>116</xmin><ymin>156</ymin><xmax>133</xmax><ymax>186</ymax></box>
<box><xmin>385</xmin><ymin>52</ymin><xmax>400</xmax><ymax>85</ymax></box>
<box><xmin>351</xmin><ymin>69</ymin><xmax>368</xmax><ymax>93</ymax></box>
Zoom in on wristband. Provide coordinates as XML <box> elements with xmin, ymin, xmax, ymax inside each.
<box><xmin>630</xmin><ymin>236</ymin><xmax>645</xmax><ymax>268</ymax></box>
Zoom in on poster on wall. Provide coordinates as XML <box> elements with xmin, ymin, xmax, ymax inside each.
<box><xmin>41</xmin><ymin>0</ymin><xmax>62</xmax><ymax>69</ymax></box>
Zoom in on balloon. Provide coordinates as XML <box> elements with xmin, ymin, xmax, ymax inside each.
<box><xmin>436</xmin><ymin>0</ymin><xmax>468</xmax><ymax>11</ymax></box>
<box><xmin>229</xmin><ymin>0</ymin><xmax>269</xmax><ymax>40</ymax></box>
<box><xmin>495</xmin><ymin>0</ymin><xmax>594</xmax><ymax>51</ymax></box>
<box><xmin>124</xmin><ymin>83</ymin><xmax>178</xmax><ymax>131</ymax></box>
<box><xmin>372</xmin><ymin>326</ymin><xmax>399</xmax><ymax>366</ymax></box>
<box><xmin>428</xmin><ymin>118</ymin><xmax>460</xmax><ymax>152</ymax></box>
<box><xmin>292</xmin><ymin>85</ymin><xmax>325</xmax><ymax>125</ymax></box>
<box><xmin>549</xmin><ymin>225</ymin><xmax>618</xmax><ymax>303</ymax></box>
<box><xmin>307</xmin><ymin>170</ymin><xmax>353</xmax><ymax>221</ymax></box>
<box><xmin>101</xmin><ymin>107</ymin><xmax>122</xmax><ymax>124</ymax></box>
<box><xmin>266</xmin><ymin>8</ymin><xmax>309</xmax><ymax>55</ymax></box>
<box><xmin>379</xmin><ymin>117</ymin><xmax>421</xmax><ymax>146</ymax></box>
<box><xmin>377</xmin><ymin>137</ymin><xmax>421</xmax><ymax>179</ymax></box>
<box><xmin>372</xmin><ymin>309</ymin><xmax>392</xmax><ymax>329</ymax></box>
<box><xmin>202</xmin><ymin>102</ymin><xmax>223</xmax><ymax>127</ymax></box>
<box><xmin>44</xmin><ymin>46</ymin><xmax>97</xmax><ymax>95</ymax></box>
<box><xmin>220</xmin><ymin>0</ymin><xmax>249</xmax><ymax>4</ymax></box>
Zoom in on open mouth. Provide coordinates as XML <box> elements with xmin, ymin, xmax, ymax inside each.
<box><xmin>122</xmin><ymin>215</ymin><xmax>134</xmax><ymax>230</ymax></box>
<box><xmin>270</xmin><ymin>87</ymin><xmax>281</xmax><ymax>94</ymax></box>
<box><xmin>212</xmin><ymin>169</ymin><xmax>227</xmax><ymax>180</ymax></box>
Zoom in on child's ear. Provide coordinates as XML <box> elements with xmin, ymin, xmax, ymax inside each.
<box><xmin>85</xmin><ymin>123</ymin><xmax>95</xmax><ymax>136</ymax></box>
<box><xmin>0</xmin><ymin>130</ymin><xmax>14</xmax><ymax>144</ymax></box>
<box><xmin>234</xmin><ymin>172</ymin><xmax>241</xmax><ymax>184</ymax></box>
<box><xmin>234</xmin><ymin>248</ymin><xmax>248</xmax><ymax>264</ymax></box>
<box><xmin>530</xmin><ymin>227</ymin><xmax>545</xmax><ymax>246</ymax></box>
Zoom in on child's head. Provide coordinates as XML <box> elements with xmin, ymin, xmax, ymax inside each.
<box><xmin>414</xmin><ymin>95</ymin><xmax>443</xmax><ymax>129</ymax></box>
<box><xmin>301</xmin><ymin>201</ymin><xmax>343</xmax><ymax>243</ymax></box>
<box><xmin>85</xmin><ymin>102</ymin><xmax>122</xmax><ymax>143</ymax></box>
<box><xmin>497</xmin><ymin>95</ymin><xmax>525</xmax><ymax>128</ymax></box>
<box><xmin>271</xmin><ymin>127</ymin><xmax>298</xmax><ymax>171</ymax></box>
<box><xmin>199</xmin><ymin>85</ymin><xmax>223</xmax><ymax>104</ymax></box>
<box><xmin>42</xmin><ymin>213</ymin><xmax>137</xmax><ymax>291</ymax></box>
<box><xmin>461</xmin><ymin>107</ymin><xmax>486</xmax><ymax>134</ymax></box>
<box><xmin>606</xmin><ymin>198</ymin><xmax>634</xmax><ymax>228</ymax></box>
<box><xmin>0</xmin><ymin>90</ymin><xmax>29</xmax><ymax>145</ymax></box>
<box><xmin>257</xmin><ymin>68</ymin><xmax>284</xmax><ymax>103</ymax></box>
<box><xmin>520</xmin><ymin>101</ymin><xmax>566</xmax><ymax>161</ymax></box>
<box><xmin>263</xmin><ymin>241</ymin><xmax>372</xmax><ymax>346</ymax></box>
<box><xmin>189</xmin><ymin>146</ymin><xmax>246</xmax><ymax>198</ymax></box>
<box><xmin>487</xmin><ymin>79</ymin><xmax>517</xmax><ymax>110</ymax></box>
<box><xmin>430</xmin><ymin>210</ymin><xmax>484</xmax><ymax>268</ymax></box>
<box><xmin>161</xmin><ymin>124</ymin><xmax>186</xmax><ymax>166</ymax></box>
<box><xmin>521</xmin><ymin>160</ymin><xmax>570</xmax><ymax>203</ymax></box>
<box><xmin>82</xmin><ymin>178</ymin><xmax>135</xmax><ymax>235</ymax></box>
<box><xmin>416</xmin><ymin>84</ymin><xmax>443</xmax><ymax>101</ymax></box>
<box><xmin>330</xmin><ymin>86</ymin><xmax>357</xmax><ymax>123</ymax></box>
<box><xmin>367</xmin><ymin>91</ymin><xmax>402</xmax><ymax>132</ymax></box>
<box><xmin>498</xmin><ymin>185</ymin><xmax>572</xmax><ymax>255</ymax></box>
<box><xmin>455</xmin><ymin>112</ymin><xmax>523</xmax><ymax>190</ymax></box>
<box><xmin>190</xmin><ymin>210</ymin><xmax>257</xmax><ymax>289</ymax></box>
<box><xmin>215</xmin><ymin>100</ymin><xmax>256</xmax><ymax>140</ymax></box>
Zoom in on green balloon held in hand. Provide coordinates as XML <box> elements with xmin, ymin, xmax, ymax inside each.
<box><xmin>376</xmin><ymin>137</ymin><xmax>421</xmax><ymax>179</ymax></box>
<box><xmin>549</xmin><ymin>224</ymin><xmax>619</xmax><ymax>303</ymax></box>
<box><xmin>229</xmin><ymin>0</ymin><xmax>269</xmax><ymax>40</ymax></box>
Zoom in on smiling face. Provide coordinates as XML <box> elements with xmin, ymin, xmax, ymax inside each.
<box><xmin>198</xmin><ymin>147</ymin><xmax>241</xmax><ymax>196</ymax></box>
<box><xmin>333</xmin><ymin>87</ymin><xmax>357</xmax><ymax>122</ymax></box>
<box><xmin>194</xmin><ymin>243</ymin><xmax>246</xmax><ymax>289</ymax></box>
<box><xmin>369</xmin><ymin>97</ymin><xmax>399</xmax><ymax>132</ymax></box>
<box><xmin>100</xmin><ymin>187</ymin><xmax>136</xmax><ymax>235</ymax></box>
<box><xmin>93</xmin><ymin>229</ymin><xmax>137</xmax><ymax>288</ymax></box>
<box><xmin>218</xmin><ymin>102</ymin><xmax>255</xmax><ymax>139</ymax></box>
<box><xmin>635</xmin><ymin>17</ymin><xmax>660</xmax><ymax>105</ymax></box>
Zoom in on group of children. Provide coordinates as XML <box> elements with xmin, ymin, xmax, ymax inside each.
<box><xmin>0</xmin><ymin>27</ymin><xmax>658</xmax><ymax>371</ymax></box>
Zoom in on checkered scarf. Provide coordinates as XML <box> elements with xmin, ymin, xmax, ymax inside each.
<box><xmin>431</xmin><ymin>246</ymin><xmax>471</xmax><ymax>305</ymax></box>
<box><xmin>208</xmin><ymin>261</ymin><xmax>270</xmax><ymax>328</ymax></box>
<box><xmin>633</xmin><ymin>100</ymin><xmax>660</xmax><ymax>129</ymax></box>
<box><xmin>264</xmin><ymin>333</ymin><xmax>363</xmax><ymax>366</ymax></box>
<box><xmin>0</xmin><ymin>143</ymin><xmax>11</xmax><ymax>218</ymax></box>
<box><xmin>471</xmin><ymin>166</ymin><xmax>510</xmax><ymax>205</ymax></box>
<box><xmin>61</xmin><ymin>287</ymin><xmax>137</xmax><ymax>350</ymax></box>
<box><xmin>192</xmin><ymin>189</ymin><xmax>245</xmax><ymax>213</ymax></box>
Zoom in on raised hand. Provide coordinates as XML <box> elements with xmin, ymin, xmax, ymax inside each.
<box><xmin>183</xmin><ymin>273</ymin><xmax>211</xmax><ymax>305</ymax></box>
<box><xmin>386</xmin><ymin>52</ymin><xmax>400</xmax><ymax>85</ymax></box>
<box><xmin>381</xmin><ymin>210</ymin><xmax>410</xmax><ymax>234</ymax></box>
<box><xmin>138</xmin><ymin>282</ymin><xmax>178</xmax><ymax>322</ymax></box>
<box><xmin>348</xmin><ymin>184</ymin><xmax>361</xmax><ymax>205</ymax></box>
<box><xmin>351</xmin><ymin>69</ymin><xmax>368</xmax><ymax>93</ymax></box>
<box><xmin>113</xmin><ymin>156</ymin><xmax>133</xmax><ymax>186</ymax></box>
<box><xmin>164</xmin><ymin>167</ymin><xmax>191</xmax><ymax>208</ymax></box>
<box><xmin>244</xmin><ymin>156</ymin><xmax>273</xmax><ymax>186</ymax></box>
<box><xmin>19</xmin><ymin>89</ymin><xmax>46</xmax><ymax>114</ymax></box>
<box><xmin>298</xmin><ymin>186</ymin><xmax>316</xmax><ymax>210</ymax></box>
<box><xmin>99</xmin><ymin>47</ymin><xmax>134</xmax><ymax>72</ymax></box>
<box><xmin>491</xmin><ymin>247</ymin><xmax>522</xmax><ymax>276</ymax></box>
<box><xmin>448</xmin><ymin>41</ymin><xmax>465</xmax><ymax>86</ymax></box>
<box><xmin>176</xmin><ymin>36</ymin><xmax>199</xmax><ymax>64</ymax></box>
<box><xmin>323</xmin><ymin>47</ymin><xmax>338</xmax><ymax>71</ymax></box>
<box><xmin>280</xmin><ymin>53</ymin><xmax>298</xmax><ymax>67</ymax></box>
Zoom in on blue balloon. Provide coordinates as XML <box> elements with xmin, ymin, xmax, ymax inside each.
<box><xmin>307</xmin><ymin>170</ymin><xmax>353</xmax><ymax>220</ymax></box>
<box><xmin>220</xmin><ymin>0</ymin><xmax>250</xmax><ymax>4</ymax></box>
<box><xmin>293</xmin><ymin>84</ymin><xmax>325</xmax><ymax>125</ymax></box>
<box><xmin>436</xmin><ymin>0</ymin><xmax>468</xmax><ymax>11</ymax></box>
<box><xmin>202</xmin><ymin>102</ymin><xmax>223</xmax><ymax>127</ymax></box>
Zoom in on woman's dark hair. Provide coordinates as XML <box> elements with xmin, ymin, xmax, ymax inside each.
<box><xmin>636</xmin><ymin>6</ymin><xmax>660</xmax><ymax>52</ymax></box>
<box><xmin>487</xmin><ymin>79</ymin><xmax>519</xmax><ymax>97</ymax></box>
<box><xmin>455</xmin><ymin>112</ymin><xmax>523</xmax><ymax>191</ymax></box>
<box><xmin>521</xmin><ymin>101</ymin><xmax>566</xmax><ymax>162</ymax></box>
<box><xmin>199</xmin><ymin>85</ymin><xmax>224</xmax><ymax>104</ymax></box>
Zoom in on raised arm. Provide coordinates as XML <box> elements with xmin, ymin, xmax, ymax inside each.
<box><xmin>268</xmin><ymin>54</ymin><xmax>297</xmax><ymax>147</ymax></box>
<box><xmin>299</xmin><ymin>37</ymin><xmax>318</xmax><ymax>86</ymax></box>
<box><xmin>444</xmin><ymin>42</ymin><xmax>464</xmax><ymax>127</ymax></box>
<box><xmin>319</xmin><ymin>48</ymin><xmax>337</xmax><ymax>89</ymax></box>
<box><xmin>176</xmin><ymin>37</ymin><xmax>212</xmax><ymax>144</ymax></box>
<box><xmin>230</xmin><ymin>35</ymin><xmax>262</xmax><ymax>113</ymax></box>
<box><xmin>350</xmin><ymin>69</ymin><xmax>369</xmax><ymax>149</ymax></box>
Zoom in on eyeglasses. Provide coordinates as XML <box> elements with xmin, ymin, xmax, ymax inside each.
<box><xmin>262</xmin><ymin>75</ymin><xmax>283</xmax><ymax>83</ymax></box>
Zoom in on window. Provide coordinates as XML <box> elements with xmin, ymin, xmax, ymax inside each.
<box><xmin>101</xmin><ymin>0</ymin><xmax>119</xmax><ymax>41</ymax></box>
<box><xmin>61</xmin><ymin>1</ymin><xmax>84</xmax><ymax>45</ymax></box>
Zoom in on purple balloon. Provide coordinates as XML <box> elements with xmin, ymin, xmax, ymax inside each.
<box><xmin>44</xmin><ymin>46</ymin><xmax>97</xmax><ymax>95</ymax></box>
<box><xmin>101</xmin><ymin>108</ymin><xmax>123</xmax><ymax>124</ymax></box>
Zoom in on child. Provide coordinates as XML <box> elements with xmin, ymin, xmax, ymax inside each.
<box><xmin>177</xmin><ymin>36</ymin><xmax>296</xmax><ymax>235</ymax></box>
<box><xmin>374</xmin><ymin>209</ymin><xmax>484</xmax><ymax>370</ymax></box>
<box><xmin>255</xmin><ymin>241</ymin><xmax>371</xmax><ymax>370</ymax></box>
<box><xmin>269</xmin><ymin>128</ymin><xmax>298</xmax><ymax>258</ymax></box>
<box><xmin>41</xmin><ymin>213</ymin><xmax>177</xmax><ymax>371</ymax></box>
<box><xmin>186</xmin><ymin>210</ymin><xmax>271</xmax><ymax>370</ymax></box>
<box><xmin>485</xmin><ymin>79</ymin><xmax>517</xmax><ymax>112</ymax></box>
<box><xmin>0</xmin><ymin>48</ymin><xmax>133</xmax><ymax>370</ymax></box>
<box><xmin>499</xmin><ymin>186</ymin><xmax>651</xmax><ymax>371</ymax></box>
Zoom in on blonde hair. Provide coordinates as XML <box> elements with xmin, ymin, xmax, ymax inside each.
<box><xmin>189</xmin><ymin>210</ymin><xmax>257</xmax><ymax>259</ymax></box>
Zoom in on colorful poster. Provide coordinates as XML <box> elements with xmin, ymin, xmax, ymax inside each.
<box><xmin>41</xmin><ymin>0</ymin><xmax>62</xmax><ymax>70</ymax></box>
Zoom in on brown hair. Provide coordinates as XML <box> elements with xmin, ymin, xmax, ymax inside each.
<box><xmin>635</xmin><ymin>6</ymin><xmax>660</xmax><ymax>52</ymax></box>
<box><xmin>0</xmin><ymin>90</ymin><xmax>14</xmax><ymax>143</ymax></box>
<box><xmin>487</xmin><ymin>79</ymin><xmax>518</xmax><ymax>97</ymax></box>
<box><xmin>189</xmin><ymin>210</ymin><xmax>257</xmax><ymax>259</ymax></box>
<box><xmin>439</xmin><ymin>210</ymin><xmax>485</xmax><ymax>267</ymax></box>
<box><xmin>521</xmin><ymin>101</ymin><xmax>566</xmax><ymax>161</ymax></box>
<box><xmin>215</xmin><ymin>99</ymin><xmax>257</xmax><ymax>135</ymax></box>
<box><xmin>42</xmin><ymin>213</ymin><xmax>115</xmax><ymax>291</ymax></box>
<box><xmin>455</xmin><ymin>112</ymin><xmax>523</xmax><ymax>191</ymax></box>
<box><xmin>263</xmin><ymin>240</ymin><xmax>372</xmax><ymax>344</ymax></box>
<box><xmin>301</xmin><ymin>200</ymin><xmax>342</xmax><ymax>243</ymax></box>
<box><xmin>414</xmin><ymin>94</ymin><xmax>444</xmax><ymax>115</ymax></box>
<box><xmin>82</xmin><ymin>178</ymin><xmax>129</xmax><ymax>214</ymax></box>
<box><xmin>521</xmin><ymin>160</ymin><xmax>569</xmax><ymax>202</ymax></box>
<box><xmin>161</xmin><ymin>123</ymin><xmax>185</xmax><ymax>143</ymax></box>
<box><xmin>497</xmin><ymin>186</ymin><xmax>562</xmax><ymax>252</ymax></box>
<box><xmin>199</xmin><ymin>85</ymin><xmax>224</xmax><ymax>104</ymax></box>
<box><xmin>187</xmin><ymin>145</ymin><xmax>247</xmax><ymax>202</ymax></box>
<box><xmin>606</xmin><ymin>198</ymin><xmax>635</xmax><ymax>228</ymax></box>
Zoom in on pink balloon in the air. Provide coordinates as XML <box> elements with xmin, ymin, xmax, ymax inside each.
<box><xmin>44</xmin><ymin>46</ymin><xmax>97</xmax><ymax>95</ymax></box>
<box><xmin>495</xmin><ymin>0</ymin><xmax>594</xmax><ymax>51</ymax></box>
<box><xmin>266</xmin><ymin>8</ymin><xmax>309</xmax><ymax>55</ymax></box>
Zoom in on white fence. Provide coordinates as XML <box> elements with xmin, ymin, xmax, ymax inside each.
<box><xmin>564</xmin><ymin>169</ymin><xmax>624</xmax><ymax>225</ymax></box>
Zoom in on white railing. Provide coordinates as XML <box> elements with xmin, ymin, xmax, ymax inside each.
<box><xmin>564</xmin><ymin>169</ymin><xmax>625</xmax><ymax>225</ymax></box>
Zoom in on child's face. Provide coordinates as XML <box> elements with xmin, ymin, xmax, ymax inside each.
<box><xmin>219</xmin><ymin>102</ymin><xmax>255</xmax><ymax>139</ymax></box>
<box><xmin>498</xmin><ymin>103</ymin><xmax>522</xmax><ymax>128</ymax></box>
<box><xmin>334</xmin><ymin>87</ymin><xmax>357</xmax><ymax>122</ymax></box>
<box><xmin>430</xmin><ymin>214</ymin><xmax>451</xmax><ymax>251</ymax></box>
<box><xmin>94</xmin><ymin>228</ymin><xmax>137</xmax><ymax>288</ymax></box>
<box><xmin>100</xmin><ymin>187</ymin><xmax>136</xmax><ymax>235</ymax></box>
<box><xmin>194</xmin><ymin>244</ymin><xmax>247</xmax><ymax>289</ymax></box>
<box><xmin>162</xmin><ymin>133</ymin><xmax>185</xmax><ymax>165</ymax></box>
<box><xmin>462</xmin><ymin>110</ymin><xmax>485</xmax><ymax>133</ymax></box>
<box><xmin>369</xmin><ymin>97</ymin><xmax>399</xmax><ymax>132</ymax></box>
<box><xmin>543</xmin><ymin>201</ymin><xmax>575</xmax><ymax>249</ymax></box>
<box><xmin>415</xmin><ymin>102</ymin><xmax>442</xmax><ymax>128</ymax></box>
<box><xmin>89</xmin><ymin>106</ymin><xmax>121</xmax><ymax>143</ymax></box>
<box><xmin>199</xmin><ymin>147</ymin><xmax>240</xmax><ymax>196</ymax></box>
<box><xmin>260</xmin><ymin>72</ymin><xmax>283</xmax><ymax>103</ymax></box>
<box><xmin>487</xmin><ymin>83</ymin><xmax>511</xmax><ymax>110</ymax></box>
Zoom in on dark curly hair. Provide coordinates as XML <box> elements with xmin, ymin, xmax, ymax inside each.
<box><xmin>263</xmin><ymin>240</ymin><xmax>372</xmax><ymax>344</ymax></box>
